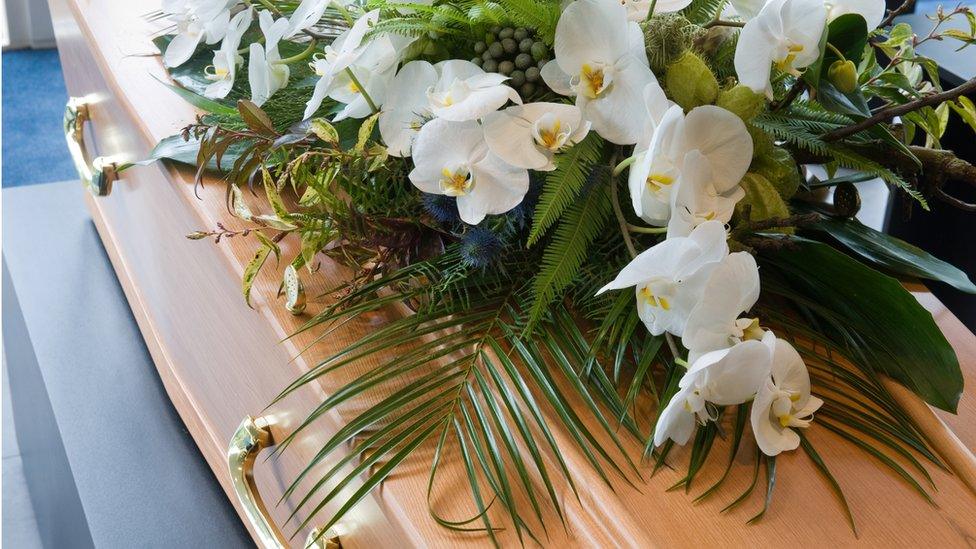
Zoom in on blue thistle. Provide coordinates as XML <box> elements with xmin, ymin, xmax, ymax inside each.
<box><xmin>422</xmin><ymin>193</ymin><xmax>459</xmax><ymax>225</ymax></box>
<box><xmin>506</xmin><ymin>176</ymin><xmax>543</xmax><ymax>230</ymax></box>
<box><xmin>460</xmin><ymin>227</ymin><xmax>503</xmax><ymax>268</ymax></box>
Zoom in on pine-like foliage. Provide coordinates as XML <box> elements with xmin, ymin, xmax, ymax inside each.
<box><xmin>527</xmin><ymin>133</ymin><xmax>605</xmax><ymax>246</ymax></box>
<box><xmin>525</xmin><ymin>176</ymin><xmax>614</xmax><ymax>332</ymax></box>
<box><xmin>681</xmin><ymin>0</ymin><xmax>727</xmax><ymax>24</ymax></box>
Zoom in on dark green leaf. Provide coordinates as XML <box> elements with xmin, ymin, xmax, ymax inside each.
<box><xmin>141</xmin><ymin>134</ymin><xmax>250</xmax><ymax>171</ymax></box>
<box><xmin>810</xmin><ymin>217</ymin><xmax>976</xmax><ymax>293</ymax></box>
<box><xmin>238</xmin><ymin>99</ymin><xmax>277</xmax><ymax>136</ymax></box>
<box><xmin>763</xmin><ymin>238</ymin><xmax>964</xmax><ymax>412</ymax></box>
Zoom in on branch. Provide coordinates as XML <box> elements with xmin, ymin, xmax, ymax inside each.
<box><xmin>772</xmin><ymin>79</ymin><xmax>807</xmax><ymax>111</ymax></box>
<box><xmin>822</xmin><ymin>77</ymin><xmax>976</xmax><ymax>141</ymax></box>
<box><xmin>878</xmin><ymin>0</ymin><xmax>917</xmax><ymax>29</ymax></box>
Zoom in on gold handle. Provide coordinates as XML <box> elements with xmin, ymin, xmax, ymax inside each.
<box><xmin>228</xmin><ymin>416</ymin><xmax>342</xmax><ymax>549</ymax></box>
<box><xmin>63</xmin><ymin>97</ymin><xmax>122</xmax><ymax>196</ymax></box>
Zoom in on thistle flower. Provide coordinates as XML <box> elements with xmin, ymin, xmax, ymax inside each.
<box><xmin>421</xmin><ymin>193</ymin><xmax>460</xmax><ymax>225</ymax></box>
<box><xmin>460</xmin><ymin>227</ymin><xmax>503</xmax><ymax>268</ymax></box>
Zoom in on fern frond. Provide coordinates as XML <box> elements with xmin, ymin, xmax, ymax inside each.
<box><xmin>493</xmin><ymin>0</ymin><xmax>560</xmax><ymax>43</ymax></box>
<box><xmin>826</xmin><ymin>144</ymin><xmax>929</xmax><ymax>208</ymax></box>
<box><xmin>527</xmin><ymin>133</ymin><xmax>605</xmax><ymax>246</ymax></box>
<box><xmin>681</xmin><ymin>0</ymin><xmax>727</xmax><ymax>24</ymax></box>
<box><xmin>525</xmin><ymin>178</ymin><xmax>614</xmax><ymax>332</ymax></box>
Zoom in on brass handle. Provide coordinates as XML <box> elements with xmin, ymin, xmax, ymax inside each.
<box><xmin>228</xmin><ymin>416</ymin><xmax>342</xmax><ymax>549</ymax></box>
<box><xmin>63</xmin><ymin>97</ymin><xmax>123</xmax><ymax>196</ymax></box>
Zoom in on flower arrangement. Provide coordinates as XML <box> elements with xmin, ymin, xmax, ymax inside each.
<box><xmin>153</xmin><ymin>0</ymin><xmax>976</xmax><ymax>541</ymax></box>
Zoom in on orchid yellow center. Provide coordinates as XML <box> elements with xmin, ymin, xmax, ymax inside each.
<box><xmin>440</xmin><ymin>167</ymin><xmax>473</xmax><ymax>197</ymax></box>
<box><xmin>639</xmin><ymin>286</ymin><xmax>670</xmax><ymax>310</ymax></box>
<box><xmin>646</xmin><ymin>173</ymin><xmax>674</xmax><ymax>193</ymax></box>
<box><xmin>579</xmin><ymin>63</ymin><xmax>610</xmax><ymax>99</ymax></box>
<box><xmin>775</xmin><ymin>44</ymin><xmax>805</xmax><ymax>72</ymax></box>
<box><xmin>532</xmin><ymin>115</ymin><xmax>572</xmax><ymax>152</ymax></box>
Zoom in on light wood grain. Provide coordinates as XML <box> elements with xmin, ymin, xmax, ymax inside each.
<box><xmin>50</xmin><ymin>0</ymin><xmax>976</xmax><ymax>546</ymax></box>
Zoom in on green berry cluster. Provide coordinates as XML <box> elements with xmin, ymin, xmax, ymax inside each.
<box><xmin>471</xmin><ymin>25</ymin><xmax>550</xmax><ymax>99</ymax></box>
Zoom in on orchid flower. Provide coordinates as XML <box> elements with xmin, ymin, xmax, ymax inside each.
<box><xmin>667</xmin><ymin>151</ymin><xmax>746</xmax><ymax>238</ymax></box>
<box><xmin>379</xmin><ymin>60</ymin><xmax>438</xmax><ymax>157</ymax></box>
<box><xmin>751</xmin><ymin>337</ymin><xmax>823</xmax><ymax>455</ymax></box>
<box><xmin>408</xmin><ymin>118</ymin><xmax>530</xmax><ymax>225</ymax></box>
<box><xmin>164</xmin><ymin>0</ymin><xmax>237</xmax><ymax>68</ymax></box>
<box><xmin>303</xmin><ymin>10</ymin><xmax>379</xmax><ymax>119</ymax></box>
<box><xmin>628</xmin><ymin>105</ymin><xmax>752</xmax><ymax>226</ymax></box>
<box><xmin>824</xmin><ymin>0</ymin><xmax>885</xmax><ymax>29</ymax></box>
<box><xmin>202</xmin><ymin>8</ymin><xmax>252</xmax><ymax>99</ymax></box>
<box><xmin>734</xmin><ymin>0</ymin><xmax>827</xmax><ymax>98</ymax></box>
<box><xmin>634</xmin><ymin>81</ymin><xmax>674</xmax><ymax>153</ymax></box>
<box><xmin>621</xmin><ymin>0</ymin><xmax>693</xmax><ymax>21</ymax></box>
<box><xmin>596</xmin><ymin>220</ymin><xmax>729</xmax><ymax>337</ymax></box>
<box><xmin>285</xmin><ymin>0</ymin><xmax>330</xmax><ymax>38</ymax></box>
<box><xmin>327</xmin><ymin>33</ymin><xmax>401</xmax><ymax>120</ymax></box>
<box><xmin>541</xmin><ymin>0</ymin><xmax>656</xmax><ymax>144</ymax></box>
<box><xmin>682</xmin><ymin>251</ymin><xmax>764</xmax><ymax>362</ymax></box>
<box><xmin>248</xmin><ymin>11</ymin><xmax>291</xmax><ymax>106</ymax></box>
<box><xmin>483</xmin><ymin>102</ymin><xmax>590</xmax><ymax>171</ymax></box>
<box><xmin>426</xmin><ymin>61</ymin><xmax>522</xmax><ymax>122</ymax></box>
<box><xmin>654</xmin><ymin>332</ymin><xmax>775</xmax><ymax>446</ymax></box>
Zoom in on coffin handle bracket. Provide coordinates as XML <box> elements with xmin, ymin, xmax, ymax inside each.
<box><xmin>228</xmin><ymin>416</ymin><xmax>342</xmax><ymax>549</ymax></box>
<box><xmin>63</xmin><ymin>97</ymin><xmax>130</xmax><ymax>197</ymax></box>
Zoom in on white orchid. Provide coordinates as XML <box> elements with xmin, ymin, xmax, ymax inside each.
<box><xmin>327</xmin><ymin>33</ymin><xmax>401</xmax><ymax>120</ymax></box>
<box><xmin>379</xmin><ymin>60</ymin><xmax>438</xmax><ymax>156</ymax></box>
<box><xmin>682</xmin><ymin>251</ymin><xmax>763</xmax><ymax>362</ymax></box>
<box><xmin>202</xmin><ymin>8</ymin><xmax>252</xmax><ymax>99</ymax></box>
<box><xmin>164</xmin><ymin>0</ymin><xmax>237</xmax><ymax>68</ymax></box>
<box><xmin>248</xmin><ymin>11</ymin><xmax>291</xmax><ymax>106</ymax></box>
<box><xmin>667</xmin><ymin>151</ymin><xmax>746</xmax><ymax>238</ymax></box>
<box><xmin>734</xmin><ymin>0</ymin><xmax>827</xmax><ymax>98</ymax></box>
<box><xmin>654</xmin><ymin>332</ymin><xmax>775</xmax><ymax>446</ymax></box>
<box><xmin>285</xmin><ymin>0</ymin><xmax>330</xmax><ymax>38</ymax></box>
<box><xmin>621</xmin><ymin>0</ymin><xmax>693</xmax><ymax>21</ymax></box>
<box><xmin>628</xmin><ymin>105</ymin><xmax>752</xmax><ymax>226</ymax></box>
<box><xmin>752</xmin><ymin>337</ymin><xmax>823</xmax><ymax>455</ymax></box>
<box><xmin>304</xmin><ymin>10</ymin><xmax>380</xmax><ymax>119</ymax></box>
<box><xmin>596</xmin><ymin>220</ymin><xmax>729</xmax><ymax>337</ymax></box>
<box><xmin>408</xmin><ymin>119</ymin><xmax>530</xmax><ymax>225</ymax></box>
<box><xmin>541</xmin><ymin>0</ymin><xmax>656</xmax><ymax>144</ymax></box>
<box><xmin>634</xmin><ymin>81</ymin><xmax>674</xmax><ymax>153</ymax></box>
<box><xmin>824</xmin><ymin>0</ymin><xmax>885</xmax><ymax>29</ymax></box>
<box><xmin>426</xmin><ymin>61</ymin><xmax>522</xmax><ymax>122</ymax></box>
<box><xmin>483</xmin><ymin>102</ymin><xmax>590</xmax><ymax>171</ymax></box>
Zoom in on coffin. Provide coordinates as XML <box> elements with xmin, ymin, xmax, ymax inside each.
<box><xmin>48</xmin><ymin>0</ymin><xmax>976</xmax><ymax>546</ymax></box>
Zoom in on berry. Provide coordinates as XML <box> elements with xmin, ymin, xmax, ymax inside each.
<box><xmin>514</xmin><ymin>27</ymin><xmax>529</xmax><ymax>41</ymax></box>
<box><xmin>488</xmin><ymin>41</ymin><xmax>504</xmax><ymax>59</ymax></box>
<box><xmin>474</xmin><ymin>41</ymin><xmax>487</xmax><ymax>54</ymax></box>
<box><xmin>472</xmin><ymin>57</ymin><xmax>483</xmax><ymax>67</ymax></box>
<box><xmin>482</xmin><ymin>50</ymin><xmax>494</xmax><ymax>62</ymax></box>
<box><xmin>498</xmin><ymin>60</ymin><xmax>515</xmax><ymax>75</ymax></box>
<box><xmin>524</xmin><ymin>66</ymin><xmax>541</xmax><ymax>83</ymax></box>
<box><xmin>498</xmin><ymin>27</ymin><xmax>515</xmax><ymax>39</ymax></box>
<box><xmin>515</xmin><ymin>53</ymin><xmax>533</xmax><ymax>70</ymax></box>
<box><xmin>509</xmin><ymin>70</ymin><xmax>526</xmax><ymax>87</ymax></box>
<box><xmin>520</xmin><ymin>82</ymin><xmax>536</xmax><ymax>97</ymax></box>
<box><xmin>537</xmin><ymin>59</ymin><xmax>547</xmax><ymax>69</ymax></box>
<box><xmin>482</xmin><ymin>59</ymin><xmax>499</xmax><ymax>73</ymax></box>
<box><xmin>490</xmin><ymin>25</ymin><xmax>501</xmax><ymax>33</ymax></box>
<box><xmin>530</xmin><ymin>41</ymin><xmax>548</xmax><ymax>61</ymax></box>
<box><xmin>519</xmin><ymin>38</ymin><xmax>533</xmax><ymax>53</ymax></box>
<box><xmin>501</xmin><ymin>37</ymin><xmax>518</xmax><ymax>55</ymax></box>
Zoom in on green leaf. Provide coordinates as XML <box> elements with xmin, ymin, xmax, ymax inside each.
<box><xmin>799</xmin><ymin>434</ymin><xmax>857</xmax><ymax>534</ymax></box>
<box><xmin>310</xmin><ymin>118</ymin><xmax>340</xmax><ymax>144</ymax></box>
<box><xmin>737</xmin><ymin>173</ymin><xmax>790</xmax><ymax>222</ymax></box>
<box><xmin>817</xmin><ymin>80</ymin><xmax>871</xmax><ymax>117</ymax></box>
<box><xmin>142</xmin><ymin>134</ymin><xmax>249</xmax><ymax>171</ymax></box>
<box><xmin>528</xmin><ymin>133</ymin><xmax>604</xmax><ymax>247</ymax></box>
<box><xmin>810</xmin><ymin>217</ymin><xmax>976</xmax><ymax>293</ymax></box>
<box><xmin>763</xmin><ymin>238</ymin><xmax>964</xmax><ymax>412</ymax></box>
<box><xmin>152</xmin><ymin>35</ymin><xmax>219</xmax><ymax>96</ymax></box>
<box><xmin>156</xmin><ymin>78</ymin><xmax>239</xmax><ymax>116</ymax></box>
<box><xmin>242</xmin><ymin>240</ymin><xmax>273</xmax><ymax>307</ymax></box>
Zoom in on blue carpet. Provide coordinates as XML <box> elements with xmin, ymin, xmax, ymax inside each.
<box><xmin>2</xmin><ymin>50</ymin><xmax>76</xmax><ymax>188</ymax></box>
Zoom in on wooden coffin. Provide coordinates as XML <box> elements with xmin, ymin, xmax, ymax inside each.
<box><xmin>48</xmin><ymin>0</ymin><xmax>976</xmax><ymax>546</ymax></box>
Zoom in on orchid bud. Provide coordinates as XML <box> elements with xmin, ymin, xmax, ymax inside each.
<box><xmin>827</xmin><ymin>59</ymin><xmax>859</xmax><ymax>94</ymax></box>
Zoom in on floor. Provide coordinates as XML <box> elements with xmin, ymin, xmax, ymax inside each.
<box><xmin>3</xmin><ymin>47</ymin><xmax>73</xmax><ymax>548</ymax></box>
<box><xmin>1</xmin><ymin>49</ymin><xmax>76</xmax><ymax>188</ymax></box>
<box><xmin>3</xmin><ymin>354</ymin><xmax>43</xmax><ymax>549</ymax></box>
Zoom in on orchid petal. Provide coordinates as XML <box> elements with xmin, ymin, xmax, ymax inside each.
<box><xmin>581</xmin><ymin>55</ymin><xmax>655</xmax><ymax>144</ymax></box>
<box><xmin>379</xmin><ymin>60</ymin><xmax>438</xmax><ymax>156</ymax></box>
<box><xmin>553</xmin><ymin>0</ymin><xmax>631</xmax><ymax>74</ymax></box>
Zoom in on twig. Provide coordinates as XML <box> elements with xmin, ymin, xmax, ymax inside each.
<box><xmin>878</xmin><ymin>0</ymin><xmax>917</xmax><ymax>29</ymax></box>
<box><xmin>822</xmin><ymin>77</ymin><xmax>976</xmax><ymax>141</ymax></box>
<box><xmin>609</xmin><ymin>161</ymin><xmax>639</xmax><ymax>259</ymax></box>
<box><xmin>703</xmin><ymin>18</ymin><xmax>745</xmax><ymax>29</ymax></box>
<box><xmin>934</xmin><ymin>188</ymin><xmax>976</xmax><ymax>211</ymax></box>
<box><xmin>772</xmin><ymin>79</ymin><xmax>807</xmax><ymax>111</ymax></box>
